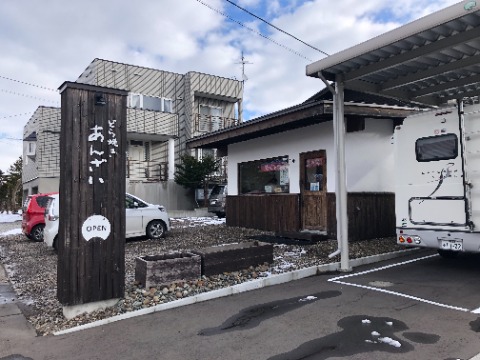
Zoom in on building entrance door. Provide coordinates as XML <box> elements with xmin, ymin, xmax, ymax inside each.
<box><xmin>300</xmin><ymin>150</ymin><xmax>327</xmax><ymax>231</ymax></box>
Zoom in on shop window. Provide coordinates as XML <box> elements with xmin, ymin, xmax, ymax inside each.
<box><xmin>304</xmin><ymin>157</ymin><xmax>325</xmax><ymax>191</ymax></box>
<box><xmin>239</xmin><ymin>156</ymin><xmax>290</xmax><ymax>194</ymax></box>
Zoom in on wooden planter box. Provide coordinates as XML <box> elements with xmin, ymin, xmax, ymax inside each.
<box><xmin>193</xmin><ymin>241</ymin><xmax>273</xmax><ymax>276</ymax></box>
<box><xmin>135</xmin><ymin>252</ymin><xmax>201</xmax><ymax>288</ymax></box>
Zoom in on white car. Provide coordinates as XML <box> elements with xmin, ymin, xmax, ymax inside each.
<box><xmin>44</xmin><ymin>193</ymin><xmax>170</xmax><ymax>250</ymax></box>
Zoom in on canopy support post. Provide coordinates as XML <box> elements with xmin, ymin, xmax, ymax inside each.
<box><xmin>317</xmin><ymin>72</ymin><xmax>351</xmax><ymax>272</ymax></box>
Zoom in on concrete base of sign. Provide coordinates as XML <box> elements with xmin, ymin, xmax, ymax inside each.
<box><xmin>62</xmin><ymin>298</ymin><xmax>120</xmax><ymax>320</ymax></box>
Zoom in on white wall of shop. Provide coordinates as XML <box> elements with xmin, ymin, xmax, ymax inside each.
<box><xmin>227</xmin><ymin>118</ymin><xmax>395</xmax><ymax>196</ymax></box>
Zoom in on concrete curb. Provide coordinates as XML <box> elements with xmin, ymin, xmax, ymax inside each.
<box><xmin>54</xmin><ymin>248</ymin><xmax>417</xmax><ymax>336</ymax></box>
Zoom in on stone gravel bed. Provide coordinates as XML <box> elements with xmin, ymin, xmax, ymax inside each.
<box><xmin>0</xmin><ymin>219</ymin><xmax>405</xmax><ymax>336</ymax></box>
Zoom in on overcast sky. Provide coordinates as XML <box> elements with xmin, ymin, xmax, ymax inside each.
<box><xmin>0</xmin><ymin>0</ymin><xmax>460</xmax><ymax>174</ymax></box>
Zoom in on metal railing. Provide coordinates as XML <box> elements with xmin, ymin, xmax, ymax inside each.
<box><xmin>194</xmin><ymin>114</ymin><xmax>239</xmax><ymax>133</ymax></box>
<box><xmin>127</xmin><ymin>108</ymin><xmax>179</xmax><ymax>137</ymax></box>
<box><xmin>126</xmin><ymin>160</ymin><xmax>168</xmax><ymax>181</ymax></box>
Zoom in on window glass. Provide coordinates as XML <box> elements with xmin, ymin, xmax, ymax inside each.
<box><xmin>163</xmin><ymin>99</ymin><xmax>173</xmax><ymax>113</ymax></box>
<box><xmin>304</xmin><ymin>157</ymin><xmax>324</xmax><ymax>191</ymax></box>
<box><xmin>36</xmin><ymin>196</ymin><xmax>53</xmax><ymax>208</ymax></box>
<box><xmin>129</xmin><ymin>94</ymin><xmax>141</xmax><ymax>108</ymax></box>
<box><xmin>199</xmin><ymin>105</ymin><xmax>223</xmax><ymax>132</ymax></box>
<box><xmin>416</xmin><ymin>134</ymin><xmax>458</xmax><ymax>162</ymax></box>
<box><xmin>125</xmin><ymin>194</ymin><xmax>147</xmax><ymax>208</ymax></box>
<box><xmin>142</xmin><ymin>95</ymin><xmax>162</xmax><ymax>111</ymax></box>
<box><xmin>239</xmin><ymin>156</ymin><xmax>289</xmax><ymax>194</ymax></box>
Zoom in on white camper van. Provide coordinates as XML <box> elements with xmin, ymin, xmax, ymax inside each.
<box><xmin>394</xmin><ymin>101</ymin><xmax>480</xmax><ymax>258</ymax></box>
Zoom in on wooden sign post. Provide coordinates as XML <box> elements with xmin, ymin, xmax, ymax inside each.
<box><xmin>57</xmin><ymin>82</ymin><xmax>128</xmax><ymax>307</ymax></box>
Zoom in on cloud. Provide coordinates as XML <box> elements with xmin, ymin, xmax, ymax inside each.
<box><xmin>0</xmin><ymin>0</ymin><xmax>460</xmax><ymax>172</ymax></box>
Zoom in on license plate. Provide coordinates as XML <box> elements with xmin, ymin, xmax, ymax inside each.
<box><xmin>440</xmin><ymin>240</ymin><xmax>463</xmax><ymax>251</ymax></box>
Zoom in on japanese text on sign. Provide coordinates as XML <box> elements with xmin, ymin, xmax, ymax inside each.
<box><xmin>87</xmin><ymin>120</ymin><xmax>118</xmax><ymax>184</ymax></box>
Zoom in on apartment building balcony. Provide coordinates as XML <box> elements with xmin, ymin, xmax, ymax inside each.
<box><xmin>127</xmin><ymin>108</ymin><xmax>179</xmax><ymax>138</ymax></box>
<box><xmin>194</xmin><ymin>114</ymin><xmax>239</xmax><ymax>133</ymax></box>
<box><xmin>127</xmin><ymin>159</ymin><xmax>168</xmax><ymax>182</ymax></box>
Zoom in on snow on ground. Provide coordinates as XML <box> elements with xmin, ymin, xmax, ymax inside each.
<box><xmin>0</xmin><ymin>212</ymin><xmax>22</xmax><ymax>223</ymax></box>
<box><xmin>0</xmin><ymin>213</ymin><xmax>225</xmax><ymax>237</ymax></box>
<box><xmin>2</xmin><ymin>228</ymin><xmax>22</xmax><ymax>236</ymax></box>
<box><xmin>0</xmin><ymin>212</ymin><xmax>22</xmax><ymax>236</ymax></box>
<box><xmin>171</xmin><ymin>217</ymin><xmax>226</xmax><ymax>227</ymax></box>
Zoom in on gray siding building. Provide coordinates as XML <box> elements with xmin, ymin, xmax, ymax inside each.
<box><xmin>22</xmin><ymin>58</ymin><xmax>243</xmax><ymax>210</ymax></box>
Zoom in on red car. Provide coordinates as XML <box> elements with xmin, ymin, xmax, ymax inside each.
<box><xmin>22</xmin><ymin>192</ymin><xmax>58</xmax><ymax>242</ymax></box>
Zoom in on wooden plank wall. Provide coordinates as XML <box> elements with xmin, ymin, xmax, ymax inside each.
<box><xmin>227</xmin><ymin>192</ymin><xmax>395</xmax><ymax>241</ymax></box>
<box><xmin>226</xmin><ymin>195</ymin><xmax>300</xmax><ymax>233</ymax></box>
<box><xmin>327</xmin><ymin>192</ymin><xmax>395</xmax><ymax>241</ymax></box>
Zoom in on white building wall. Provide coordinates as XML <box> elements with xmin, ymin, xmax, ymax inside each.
<box><xmin>227</xmin><ymin>118</ymin><xmax>394</xmax><ymax>196</ymax></box>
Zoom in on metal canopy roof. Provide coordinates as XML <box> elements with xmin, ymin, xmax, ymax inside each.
<box><xmin>306</xmin><ymin>1</ymin><xmax>480</xmax><ymax>106</ymax></box>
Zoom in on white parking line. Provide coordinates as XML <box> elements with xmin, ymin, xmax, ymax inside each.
<box><xmin>329</xmin><ymin>254</ymin><xmax>438</xmax><ymax>282</ymax></box>
<box><xmin>328</xmin><ymin>253</ymin><xmax>477</xmax><ymax>313</ymax></box>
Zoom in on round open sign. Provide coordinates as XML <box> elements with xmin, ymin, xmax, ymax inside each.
<box><xmin>82</xmin><ymin>215</ymin><xmax>111</xmax><ymax>241</ymax></box>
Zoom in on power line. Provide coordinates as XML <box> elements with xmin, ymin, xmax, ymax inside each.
<box><xmin>0</xmin><ymin>88</ymin><xmax>59</xmax><ymax>104</ymax></box>
<box><xmin>194</xmin><ymin>0</ymin><xmax>313</xmax><ymax>61</ymax></box>
<box><xmin>0</xmin><ymin>75</ymin><xmax>58</xmax><ymax>92</ymax></box>
<box><xmin>224</xmin><ymin>0</ymin><xmax>329</xmax><ymax>56</ymax></box>
<box><xmin>0</xmin><ymin>112</ymin><xmax>32</xmax><ymax>120</ymax></box>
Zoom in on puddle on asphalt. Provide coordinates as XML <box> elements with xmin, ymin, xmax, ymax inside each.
<box><xmin>197</xmin><ymin>290</ymin><xmax>341</xmax><ymax>336</ymax></box>
<box><xmin>470</xmin><ymin>318</ymin><xmax>480</xmax><ymax>332</ymax></box>
<box><xmin>266</xmin><ymin>315</ymin><xmax>441</xmax><ymax>360</ymax></box>
<box><xmin>402</xmin><ymin>331</ymin><xmax>440</xmax><ymax>344</ymax></box>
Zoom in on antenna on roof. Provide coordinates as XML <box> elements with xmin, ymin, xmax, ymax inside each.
<box><xmin>235</xmin><ymin>51</ymin><xmax>252</xmax><ymax>82</ymax></box>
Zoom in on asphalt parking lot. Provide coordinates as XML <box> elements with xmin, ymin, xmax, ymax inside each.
<box><xmin>2</xmin><ymin>249</ymin><xmax>480</xmax><ymax>360</ymax></box>
<box><xmin>329</xmin><ymin>251</ymin><xmax>480</xmax><ymax>314</ymax></box>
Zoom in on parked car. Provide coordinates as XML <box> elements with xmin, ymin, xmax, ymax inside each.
<box><xmin>22</xmin><ymin>192</ymin><xmax>58</xmax><ymax>242</ymax></box>
<box><xmin>208</xmin><ymin>184</ymin><xmax>227</xmax><ymax>218</ymax></box>
<box><xmin>44</xmin><ymin>193</ymin><xmax>171</xmax><ymax>251</ymax></box>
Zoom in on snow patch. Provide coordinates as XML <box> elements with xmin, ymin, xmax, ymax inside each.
<box><xmin>1</xmin><ymin>228</ymin><xmax>22</xmax><ymax>236</ymax></box>
<box><xmin>0</xmin><ymin>212</ymin><xmax>22</xmax><ymax>223</ymax></box>
<box><xmin>378</xmin><ymin>336</ymin><xmax>401</xmax><ymax>348</ymax></box>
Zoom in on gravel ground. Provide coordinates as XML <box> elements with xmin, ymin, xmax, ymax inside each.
<box><xmin>0</xmin><ymin>219</ymin><xmax>406</xmax><ymax>336</ymax></box>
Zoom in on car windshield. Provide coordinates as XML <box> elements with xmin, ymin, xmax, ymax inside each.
<box><xmin>125</xmin><ymin>194</ymin><xmax>147</xmax><ymax>208</ymax></box>
<box><xmin>210</xmin><ymin>185</ymin><xmax>225</xmax><ymax>197</ymax></box>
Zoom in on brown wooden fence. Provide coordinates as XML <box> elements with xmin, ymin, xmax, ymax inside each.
<box><xmin>226</xmin><ymin>192</ymin><xmax>395</xmax><ymax>241</ymax></box>
<box><xmin>226</xmin><ymin>194</ymin><xmax>300</xmax><ymax>233</ymax></box>
<box><xmin>326</xmin><ymin>192</ymin><xmax>396</xmax><ymax>241</ymax></box>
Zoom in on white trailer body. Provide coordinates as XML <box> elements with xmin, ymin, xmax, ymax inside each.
<box><xmin>394</xmin><ymin>102</ymin><xmax>480</xmax><ymax>256</ymax></box>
